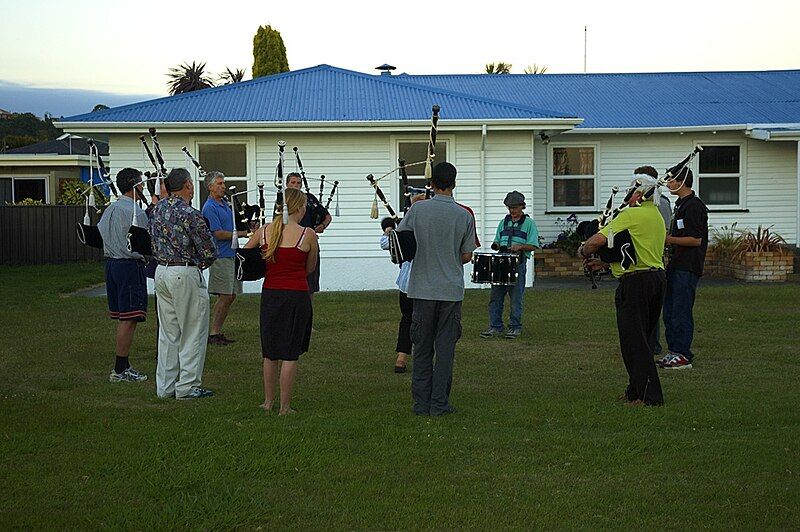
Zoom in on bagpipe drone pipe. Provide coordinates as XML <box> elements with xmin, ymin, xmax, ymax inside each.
<box><xmin>76</xmin><ymin>140</ymin><xmax>119</xmax><ymax>249</ymax></box>
<box><xmin>366</xmin><ymin>105</ymin><xmax>442</xmax><ymax>264</ymax></box>
<box><xmin>234</xmin><ymin>141</ymin><xmax>289</xmax><ymax>282</ymax></box>
<box><xmin>292</xmin><ymin>146</ymin><xmax>340</xmax><ymax>226</ymax></box>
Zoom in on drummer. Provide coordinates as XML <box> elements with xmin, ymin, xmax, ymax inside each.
<box><xmin>480</xmin><ymin>191</ymin><xmax>539</xmax><ymax>339</ymax></box>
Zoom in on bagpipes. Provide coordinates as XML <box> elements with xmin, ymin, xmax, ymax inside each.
<box><xmin>76</xmin><ymin>141</ymin><xmax>155</xmax><ymax>255</ymax></box>
<box><xmin>367</xmin><ymin>105</ymin><xmax>441</xmax><ymax>264</ymax></box>
<box><xmin>181</xmin><ymin>146</ymin><xmax>259</xmax><ymax>237</ymax></box>
<box><xmin>293</xmin><ymin>146</ymin><xmax>339</xmax><ymax>225</ymax></box>
<box><xmin>234</xmin><ymin>140</ymin><xmax>289</xmax><ymax>282</ymax></box>
<box><xmin>576</xmin><ymin>146</ymin><xmax>703</xmax><ymax>288</ymax></box>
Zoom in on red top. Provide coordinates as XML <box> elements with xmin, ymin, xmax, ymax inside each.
<box><xmin>262</xmin><ymin>228</ymin><xmax>310</xmax><ymax>291</ymax></box>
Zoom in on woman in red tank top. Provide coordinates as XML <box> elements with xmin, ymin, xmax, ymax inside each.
<box><xmin>244</xmin><ymin>188</ymin><xmax>318</xmax><ymax>415</ymax></box>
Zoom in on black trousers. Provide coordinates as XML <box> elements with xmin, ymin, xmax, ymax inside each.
<box><xmin>396</xmin><ymin>291</ymin><xmax>413</xmax><ymax>354</ymax></box>
<box><xmin>615</xmin><ymin>270</ymin><xmax>666</xmax><ymax>405</ymax></box>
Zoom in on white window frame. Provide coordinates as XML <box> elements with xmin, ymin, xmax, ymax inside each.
<box><xmin>547</xmin><ymin>142</ymin><xmax>599</xmax><ymax>212</ymax></box>
<box><xmin>692</xmin><ymin>140</ymin><xmax>746</xmax><ymax>209</ymax></box>
<box><xmin>0</xmin><ymin>174</ymin><xmax>50</xmax><ymax>204</ymax></box>
<box><xmin>190</xmin><ymin>136</ymin><xmax>256</xmax><ymax>208</ymax></box>
<box><xmin>391</xmin><ymin>135</ymin><xmax>454</xmax><ymax>205</ymax></box>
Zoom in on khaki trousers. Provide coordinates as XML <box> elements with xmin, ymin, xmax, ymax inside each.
<box><xmin>154</xmin><ymin>265</ymin><xmax>210</xmax><ymax>398</ymax></box>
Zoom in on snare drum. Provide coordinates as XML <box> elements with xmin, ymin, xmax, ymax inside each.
<box><xmin>471</xmin><ymin>251</ymin><xmax>520</xmax><ymax>285</ymax></box>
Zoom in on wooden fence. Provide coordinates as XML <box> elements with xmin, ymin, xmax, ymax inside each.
<box><xmin>0</xmin><ymin>206</ymin><xmax>104</xmax><ymax>264</ymax></box>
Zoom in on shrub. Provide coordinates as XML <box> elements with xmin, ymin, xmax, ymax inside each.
<box><xmin>58</xmin><ymin>178</ymin><xmax>109</xmax><ymax>207</ymax></box>
<box><xmin>7</xmin><ymin>198</ymin><xmax>45</xmax><ymax>206</ymax></box>
<box><xmin>543</xmin><ymin>213</ymin><xmax>582</xmax><ymax>257</ymax></box>
<box><xmin>710</xmin><ymin>223</ymin><xmax>743</xmax><ymax>260</ymax></box>
<box><xmin>734</xmin><ymin>225</ymin><xmax>787</xmax><ymax>259</ymax></box>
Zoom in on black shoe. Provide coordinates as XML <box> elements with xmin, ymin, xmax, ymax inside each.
<box><xmin>394</xmin><ymin>365</ymin><xmax>407</xmax><ymax>374</ymax></box>
<box><xmin>208</xmin><ymin>334</ymin><xmax>230</xmax><ymax>346</ymax></box>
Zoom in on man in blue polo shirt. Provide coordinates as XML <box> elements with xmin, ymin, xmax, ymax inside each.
<box><xmin>480</xmin><ymin>191</ymin><xmax>539</xmax><ymax>339</ymax></box>
<box><xmin>202</xmin><ymin>171</ymin><xmax>247</xmax><ymax>346</ymax></box>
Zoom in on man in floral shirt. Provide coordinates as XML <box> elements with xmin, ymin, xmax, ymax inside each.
<box><xmin>149</xmin><ymin>167</ymin><xmax>217</xmax><ymax>400</ymax></box>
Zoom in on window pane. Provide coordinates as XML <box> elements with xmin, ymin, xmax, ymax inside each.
<box><xmin>699</xmin><ymin>146</ymin><xmax>739</xmax><ymax>174</ymax></box>
<box><xmin>700</xmin><ymin>177</ymin><xmax>739</xmax><ymax>205</ymax></box>
<box><xmin>553</xmin><ymin>147</ymin><xmax>594</xmax><ymax>176</ymax></box>
<box><xmin>553</xmin><ymin>178</ymin><xmax>594</xmax><ymax>206</ymax></box>
<box><xmin>398</xmin><ymin>142</ymin><xmax>447</xmax><ymax>177</ymax></box>
<box><xmin>0</xmin><ymin>178</ymin><xmax>11</xmax><ymax>204</ymax></box>
<box><xmin>198</xmin><ymin>144</ymin><xmax>247</xmax><ymax>177</ymax></box>
<box><xmin>14</xmin><ymin>179</ymin><xmax>46</xmax><ymax>203</ymax></box>
<box><xmin>199</xmin><ymin>178</ymin><xmax>248</xmax><ymax>207</ymax></box>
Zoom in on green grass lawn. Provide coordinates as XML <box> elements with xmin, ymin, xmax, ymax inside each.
<box><xmin>1</xmin><ymin>263</ymin><xmax>798</xmax><ymax>529</ymax></box>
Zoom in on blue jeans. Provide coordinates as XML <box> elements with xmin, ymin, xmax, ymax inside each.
<box><xmin>488</xmin><ymin>261</ymin><xmax>527</xmax><ymax>330</ymax></box>
<box><xmin>662</xmin><ymin>268</ymin><xmax>700</xmax><ymax>361</ymax></box>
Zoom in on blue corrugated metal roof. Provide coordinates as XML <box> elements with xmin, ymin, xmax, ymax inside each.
<box><xmin>62</xmin><ymin>65</ymin><xmax>572</xmax><ymax>123</ymax></box>
<box><xmin>62</xmin><ymin>65</ymin><xmax>800</xmax><ymax>128</ymax></box>
<box><xmin>401</xmin><ymin>70</ymin><xmax>800</xmax><ymax>128</ymax></box>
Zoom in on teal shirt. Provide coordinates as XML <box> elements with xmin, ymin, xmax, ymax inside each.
<box><xmin>493</xmin><ymin>215</ymin><xmax>539</xmax><ymax>259</ymax></box>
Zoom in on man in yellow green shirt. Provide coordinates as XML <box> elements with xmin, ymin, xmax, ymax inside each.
<box><xmin>578</xmin><ymin>175</ymin><xmax>666</xmax><ymax>406</ymax></box>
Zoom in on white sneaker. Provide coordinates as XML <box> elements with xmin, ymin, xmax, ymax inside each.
<box><xmin>109</xmin><ymin>367</ymin><xmax>148</xmax><ymax>383</ymax></box>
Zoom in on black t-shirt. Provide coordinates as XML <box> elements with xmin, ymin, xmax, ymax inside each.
<box><xmin>667</xmin><ymin>192</ymin><xmax>709</xmax><ymax>276</ymax></box>
<box><xmin>299</xmin><ymin>192</ymin><xmax>329</xmax><ymax>229</ymax></box>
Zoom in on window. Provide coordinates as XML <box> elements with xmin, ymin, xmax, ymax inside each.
<box><xmin>550</xmin><ymin>145</ymin><xmax>596</xmax><ymax>208</ymax></box>
<box><xmin>196</xmin><ymin>143</ymin><xmax>248</xmax><ymax>206</ymax></box>
<box><xmin>697</xmin><ymin>145</ymin><xmax>741</xmax><ymax>206</ymax></box>
<box><xmin>397</xmin><ymin>141</ymin><xmax>447</xmax><ymax>196</ymax></box>
<box><xmin>0</xmin><ymin>177</ymin><xmax>47</xmax><ymax>204</ymax></box>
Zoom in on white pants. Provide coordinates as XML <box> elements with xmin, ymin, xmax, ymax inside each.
<box><xmin>154</xmin><ymin>265</ymin><xmax>210</xmax><ymax>398</ymax></box>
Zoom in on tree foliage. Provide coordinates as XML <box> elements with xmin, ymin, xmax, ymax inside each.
<box><xmin>252</xmin><ymin>25</ymin><xmax>289</xmax><ymax>78</ymax></box>
<box><xmin>218</xmin><ymin>67</ymin><xmax>247</xmax><ymax>85</ymax></box>
<box><xmin>0</xmin><ymin>112</ymin><xmax>61</xmax><ymax>150</ymax></box>
<box><xmin>524</xmin><ymin>64</ymin><xmax>549</xmax><ymax>74</ymax></box>
<box><xmin>91</xmin><ymin>104</ymin><xmax>109</xmax><ymax>112</ymax></box>
<box><xmin>166</xmin><ymin>61</ymin><xmax>215</xmax><ymax>95</ymax></box>
<box><xmin>485</xmin><ymin>62</ymin><xmax>512</xmax><ymax>74</ymax></box>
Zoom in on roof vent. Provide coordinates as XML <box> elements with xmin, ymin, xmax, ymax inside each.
<box><xmin>376</xmin><ymin>64</ymin><xmax>396</xmax><ymax>76</ymax></box>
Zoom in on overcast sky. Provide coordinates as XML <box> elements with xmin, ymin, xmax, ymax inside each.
<box><xmin>1</xmin><ymin>0</ymin><xmax>799</xmax><ymax>96</ymax></box>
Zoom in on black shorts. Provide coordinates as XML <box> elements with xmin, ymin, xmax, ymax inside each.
<box><xmin>105</xmin><ymin>258</ymin><xmax>147</xmax><ymax>322</ymax></box>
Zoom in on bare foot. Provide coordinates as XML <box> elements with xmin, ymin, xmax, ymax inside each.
<box><xmin>260</xmin><ymin>402</ymin><xmax>273</xmax><ymax>412</ymax></box>
<box><xmin>279</xmin><ymin>407</ymin><xmax>297</xmax><ymax>416</ymax></box>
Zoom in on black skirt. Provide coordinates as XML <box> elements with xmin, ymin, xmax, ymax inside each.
<box><xmin>260</xmin><ymin>288</ymin><xmax>313</xmax><ymax>361</ymax></box>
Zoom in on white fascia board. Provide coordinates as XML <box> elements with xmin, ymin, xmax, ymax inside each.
<box><xmin>0</xmin><ymin>155</ymin><xmax>93</xmax><ymax>166</ymax></box>
<box><xmin>566</xmin><ymin>122</ymin><xmax>800</xmax><ymax>135</ymax></box>
<box><xmin>55</xmin><ymin>118</ymin><xmax>583</xmax><ymax>135</ymax></box>
<box><xmin>566</xmin><ymin>124</ymin><xmax>750</xmax><ymax>134</ymax></box>
<box><xmin>766</xmin><ymin>130</ymin><xmax>800</xmax><ymax>141</ymax></box>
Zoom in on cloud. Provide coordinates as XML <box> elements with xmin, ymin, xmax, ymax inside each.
<box><xmin>0</xmin><ymin>81</ymin><xmax>159</xmax><ymax>118</ymax></box>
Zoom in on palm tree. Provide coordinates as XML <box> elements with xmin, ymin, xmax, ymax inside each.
<box><xmin>218</xmin><ymin>67</ymin><xmax>247</xmax><ymax>85</ymax></box>
<box><xmin>524</xmin><ymin>64</ymin><xmax>549</xmax><ymax>74</ymax></box>
<box><xmin>485</xmin><ymin>62</ymin><xmax>512</xmax><ymax>74</ymax></box>
<box><xmin>166</xmin><ymin>61</ymin><xmax>215</xmax><ymax>95</ymax></box>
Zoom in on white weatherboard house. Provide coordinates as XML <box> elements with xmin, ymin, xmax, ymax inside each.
<box><xmin>58</xmin><ymin>65</ymin><xmax>800</xmax><ymax>292</ymax></box>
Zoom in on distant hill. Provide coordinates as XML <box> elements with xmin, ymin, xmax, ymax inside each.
<box><xmin>0</xmin><ymin>80</ymin><xmax>159</xmax><ymax>118</ymax></box>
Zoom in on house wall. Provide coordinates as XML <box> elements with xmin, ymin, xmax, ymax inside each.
<box><xmin>107</xmin><ymin>130</ymin><xmax>799</xmax><ymax>292</ymax></box>
<box><xmin>0</xmin><ymin>165</ymin><xmax>83</xmax><ymax>204</ymax></box>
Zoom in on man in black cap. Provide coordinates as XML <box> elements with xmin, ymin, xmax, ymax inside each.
<box><xmin>480</xmin><ymin>191</ymin><xmax>539</xmax><ymax>339</ymax></box>
<box><xmin>97</xmin><ymin>168</ymin><xmax>149</xmax><ymax>383</ymax></box>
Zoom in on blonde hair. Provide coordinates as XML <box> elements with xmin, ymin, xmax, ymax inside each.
<box><xmin>262</xmin><ymin>187</ymin><xmax>307</xmax><ymax>263</ymax></box>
